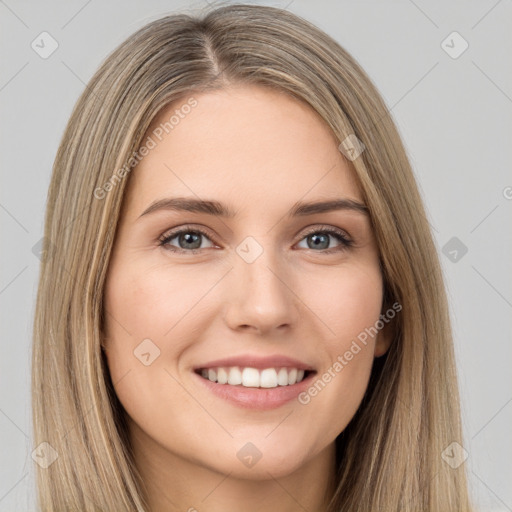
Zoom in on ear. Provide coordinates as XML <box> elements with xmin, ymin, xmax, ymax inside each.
<box><xmin>374</xmin><ymin>316</ymin><xmax>394</xmax><ymax>358</ymax></box>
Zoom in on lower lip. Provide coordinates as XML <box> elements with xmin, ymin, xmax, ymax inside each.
<box><xmin>193</xmin><ymin>371</ymin><xmax>315</xmax><ymax>410</ymax></box>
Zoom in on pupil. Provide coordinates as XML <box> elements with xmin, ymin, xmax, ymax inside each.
<box><xmin>181</xmin><ymin>232</ymin><xmax>201</xmax><ymax>249</ymax></box>
<box><xmin>309</xmin><ymin>233</ymin><xmax>328</xmax><ymax>250</ymax></box>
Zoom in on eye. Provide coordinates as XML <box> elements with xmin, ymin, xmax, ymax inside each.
<box><xmin>158</xmin><ymin>226</ymin><xmax>216</xmax><ymax>254</ymax></box>
<box><xmin>296</xmin><ymin>225</ymin><xmax>353</xmax><ymax>254</ymax></box>
<box><xmin>158</xmin><ymin>224</ymin><xmax>354</xmax><ymax>254</ymax></box>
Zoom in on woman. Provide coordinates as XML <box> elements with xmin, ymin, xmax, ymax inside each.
<box><xmin>32</xmin><ymin>3</ymin><xmax>473</xmax><ymax>510</ymax></box>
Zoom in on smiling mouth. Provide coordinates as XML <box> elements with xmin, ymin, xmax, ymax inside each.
<box><xmin>194</xmin><ymin>366</ymin><xmax>315</xmax><ymax>388</ymax></box>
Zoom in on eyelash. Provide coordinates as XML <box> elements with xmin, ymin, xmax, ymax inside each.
<box><xmin>157</xmin><ymin>224</ymin><xmax>354</xmax><ymax>255</ymax></box>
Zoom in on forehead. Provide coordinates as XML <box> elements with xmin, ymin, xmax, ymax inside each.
<box><xmin>123</xmin><ymin>84</ymin><xmax>362</xmax><ymax>219</ymax></box>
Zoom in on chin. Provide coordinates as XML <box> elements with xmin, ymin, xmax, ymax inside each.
<box><xmin>197</xmin><ymin>434</ymin><xmax>318</xmax><ymax>480</ymax></box>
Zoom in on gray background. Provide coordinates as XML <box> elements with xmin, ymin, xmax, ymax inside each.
<box><xmin>1</xmin><ymin>0</ymin><xmax>511</xmax><ymax>510</ymax></box>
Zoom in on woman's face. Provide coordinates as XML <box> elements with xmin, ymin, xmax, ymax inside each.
<box><xmin>103</xmin><ymin>84</ymin><xmax>390</xmax><ymax>480</ymax></box>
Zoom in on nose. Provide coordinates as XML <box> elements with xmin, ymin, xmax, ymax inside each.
<box><xmin>223</xmin><ymin>245</ymin><xmax>300</xmax><ymax>335</ymax></box>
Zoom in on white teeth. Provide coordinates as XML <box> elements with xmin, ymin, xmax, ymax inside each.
<box><xmin>217</xmin><ymin>367</ymin><xmax>228</xmax><ymax>384</ymax></box>
<box><xmin>242</xmin><ymin>368</ymin><xmax>260</xmax><ymax>387</ymax></box>
<box><xmin>277</xmin><ymin>368</ymin><xmax>289</xmax><ymax>386</ymax></box>
<box><xmin>288</xmin><ymin>368</ymin><xmax>298</xmax><ymax>385</ymax></box>
<box><xmin>228</xmin><ymin>367</ymin><xmax>242</xmax><ymax>385</ymax></box>
<box><xmin>260</xmin><ymin>368</ymin><xmax>278</xmax><ymax>388</ymax></box>
<box><xmin>199</xmin><ymin>366</ymin><xmax>308</xmax><ymax>387</ymax></box>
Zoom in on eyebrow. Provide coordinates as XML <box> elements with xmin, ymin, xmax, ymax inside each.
<box><xmin>138</xmin><ymin>196</ymin><xmax>369</xmax><ymax>219</ymax></box>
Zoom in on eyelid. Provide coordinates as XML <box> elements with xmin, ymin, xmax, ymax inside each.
<box><xmin>299</xmin><ymin>224</ymin><xmax>351</xmax><ymax>240</ymax></box>
<box><xmin>158</xmin><ymin>224</ymin><xmax>217</xmax><ymax>247</ymax></box>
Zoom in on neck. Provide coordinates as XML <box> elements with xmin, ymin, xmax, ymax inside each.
<box><xmin>129</xmin><ymin>422</ymin><xmax>337</xmax><ymax>512</ymax></box>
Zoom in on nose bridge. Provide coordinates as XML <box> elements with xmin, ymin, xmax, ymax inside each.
<box><xmin>224</xmin><ymin>235</ymin><xmax>299</xmax><ymax>332</ymax></box>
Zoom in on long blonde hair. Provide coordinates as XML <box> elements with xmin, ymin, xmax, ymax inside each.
<box><xmin>32</xmin><ymin>3</ymin><xmax>472</xmax><ymax>510</ymax></box>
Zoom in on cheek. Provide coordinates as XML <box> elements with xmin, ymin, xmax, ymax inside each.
<box><xmin>102</xmin><ymin>260</ymin><xmax>230</xmax><ymax>422</ymax></box>
<box><xmin>102</xmin><ymin>262</ymin><xmax>204</xmax><ymax>437</ymax></box>
<box><xmin>296</xmin><ymin>263</ymin><xmax>382</xmax><ymax>437</ymax></box>
<box><xmin>305</xmin><ymin>260</ymin><xmax>383</xmax><ymax>344</ymax></box>
<box><xmin>103</xmin><ymin>260</ymin><xmax>225</xmax><ymax>353</ymax></box>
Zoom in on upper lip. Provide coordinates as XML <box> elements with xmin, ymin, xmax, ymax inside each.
<box><xmin>194</xmin><ymin>355</ymin><xmax>315</xmax><ymax>371</ymax></box>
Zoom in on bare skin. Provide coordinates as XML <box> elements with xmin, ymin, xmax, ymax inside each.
<box><xmin>103</xmin><ymin>84</ymin><xmax>391</xmax><ymax>512</ymax></box>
